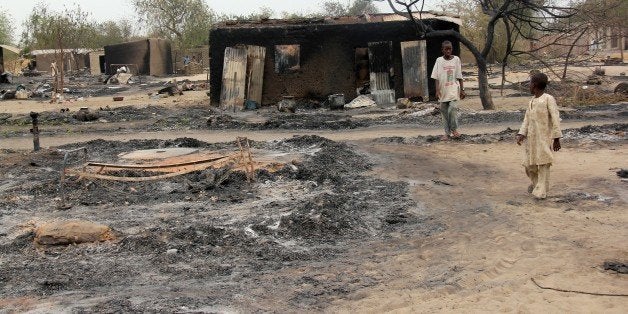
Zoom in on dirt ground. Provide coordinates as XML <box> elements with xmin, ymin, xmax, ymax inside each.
<box><xmin>0</xmin><ymin>65</ymin><xmax>627</xmax><ymax>312</ymax></box>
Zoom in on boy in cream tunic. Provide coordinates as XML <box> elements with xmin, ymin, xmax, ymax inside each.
<box><xmin>516</xmin><ymin>73</ymin><xmax>562</xmax><ymax>199</ymax></box>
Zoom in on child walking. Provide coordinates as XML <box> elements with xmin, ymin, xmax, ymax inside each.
<box><xmin>430</xmin><ymin>40</ymin><xmax>466</xmax><ymax>141</ymax></box>
<box><xmin>516</xmin><ymin>72</ymin><xmax>562</xmax><ymax>199</ymax></box>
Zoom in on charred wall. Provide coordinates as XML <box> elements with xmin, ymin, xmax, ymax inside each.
<box><xmin>210</xmin><ymin>19</ymin><xmax>460</xmax><ymax>106</ymax></box>
<box><xmin>104</xmin><ymin>39</ymin><xmax>173</xmax><ymax>75</ymax></box>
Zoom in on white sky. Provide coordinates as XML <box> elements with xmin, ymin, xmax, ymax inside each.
<box><xmin>1</xmin><ymin>0</ymin><xmax>442</xmax><ymax>45</ymax></box>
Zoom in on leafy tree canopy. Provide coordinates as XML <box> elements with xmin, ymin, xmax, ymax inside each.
<box><xmin>321</xmin><ymin>0</ymin><xmax>380</xmax><ymax>17</ymax></box>
<box><xmin>133</xmin><ymin>0</ymin><xmax>215</xmax><ymax>48</ymax></box>
<box><xmin>0</xmin><ymin>8</ymin><xmax>14</xmax><ymax>44</ymax></box>
<box><xmin>21</xmin><ymin>2</ymin><xmax>136</xmax><ymax>52</ymax></box>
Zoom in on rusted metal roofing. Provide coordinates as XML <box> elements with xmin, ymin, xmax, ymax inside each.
<box><xmin>216</xmin><ymin>11</ymin><xmax>461</xmax><ymax>28</ymax></box>
<box><xmin>30</xmin><ymin>48</ymin><xmax>96</xmax><ymax>55</ymax></box>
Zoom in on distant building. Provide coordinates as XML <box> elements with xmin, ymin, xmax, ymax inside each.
<box><xmin>29</xmin><ymin>48</ymin><xmax>95</xmax><ymax>73</ymax></box>
<box><xmin>0</xmin><ymin>44</ymin><xmax>21</xmax><ymax>74</ymax></box>
<box><xmin>173</xmin><ymin>45</ymin><xmax>209</xmax><ymax>75</ymax></box>
<box><xmin>528</xmin><ymin>26</ymin><xmax>627</xmax><ymax>60</ymax></box>
<box><xmin>104</xmin><ymin>38</ymin><xmax>173</xmax><ymax>76</ymax></box>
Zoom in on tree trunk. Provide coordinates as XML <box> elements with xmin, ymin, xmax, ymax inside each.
<box><xmin>562</xmin><ymin>28</ymin><xmax>588</xmax><ymax>79</ymax></box>
<box><xmin>477</xmin><ymin>60</ymin><xmax>495</xmax><ymax>110</ymax></box>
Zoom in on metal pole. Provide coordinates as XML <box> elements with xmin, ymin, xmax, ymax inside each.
<box><xmin>58</xmin><ymin>146</ymin><xmax>86</xmax><ymax>209</ymax></box>
<box><xmin>30</xmin><ymin>112</ymin><xmax>40</xmax><ymax>151</ymax></box>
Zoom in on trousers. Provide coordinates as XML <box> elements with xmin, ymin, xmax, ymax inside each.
<box><xmin>525</xmin><ymin>163</ymin><xmax>551</xmax><ymax>199</ymax></box>
<box><xmin>440</xmin><ymin>101</ymin><xmax>458</xmax><ymax>135</ymax></box>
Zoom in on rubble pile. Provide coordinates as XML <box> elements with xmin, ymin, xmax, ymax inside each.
<box><xmin>0</xmin><ymin>135</ymin><xmax>435</xmax><ymax>311</ymax></box>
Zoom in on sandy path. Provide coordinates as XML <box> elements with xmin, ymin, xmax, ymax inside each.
<box><xmin>324</xmin><ymin>141</ymin><xmax>627</xmax><ymax>312</ymax></box>
<box><xmin>1</xmin><ymin>119</ymin><xmax>622</xmax><ymax>151</ymax></box>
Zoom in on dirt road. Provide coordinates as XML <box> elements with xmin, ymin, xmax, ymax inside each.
<box><xmin>327</xmin><ymin>140</ymin><xmax>627</xmax><ymax>312</ymax></box>
<box><xmin>2</xmin><ymin>120</ymin><xmax>623</xmax><ymax>151</ymax></box>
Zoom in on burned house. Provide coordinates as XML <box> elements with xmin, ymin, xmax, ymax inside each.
<box><xmin>104</xmin><ymin>38</ymin><xmax>173</xmax><ymax>76</ymax></box>
<box><xmin>209</xmin><ymin>12</ymin><xmax>461</xmax><ymax>109</ymax></box>
<box><xmin>29</xmin><ymin>48</ymin><xmax>94</xmax><ymax>74</ymax></box>
<box><xmin>88</xmin><ymin>50</ymin><xmax>106</xmax><ymax>75</ymax></box>
<box><xmin>0</xmin><ymin>44</ymin><xmax>20</xmax><ymax>82</ymax></box>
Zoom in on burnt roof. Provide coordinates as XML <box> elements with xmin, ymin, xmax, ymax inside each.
<box><xmin>216</xmin><ymin>11</ymin><xmax>461</xmax><ymax>28</ymax></box>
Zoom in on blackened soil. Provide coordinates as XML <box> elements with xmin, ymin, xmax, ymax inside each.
<box><xmin>0</xmin><ymin>135</ymin><xmax>438</xmax><ymax>312</ymax></box>
<box><xmin>373</xmin><ymin>123</ymin><xmax>627</xmax><ymax>146</ymax></box>
<box><xmin>1</xmin><ymin>103</ymin><xmax>626</xmax><ymax>138</ymax></box>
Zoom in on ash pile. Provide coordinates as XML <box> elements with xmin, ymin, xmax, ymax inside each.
<box><xmin>0</xmin><ymin>135</ymin><xmax>439</xmax><ymax>311</ymax></box>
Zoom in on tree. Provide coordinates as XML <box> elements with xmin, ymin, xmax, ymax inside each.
<box><xmin>220</xmin><ymin>6</ymin><xmax>275</xmax><ymax>21</ymax></box>
<box><xmin>21</xmin><ymin>3</ymin><xmax>96</xmax><ymax>93</ymax></box>
<box><xmin>378</xmin><ymin>0</ymin><xmax>578</xmax><ymax>110</ymax></box>
<box><xmin>133</xmin><ymin>0</ymin><xmax>215</xmax><ymax>48</ymax></box>
<box><xmin>92</xmin><ymin>19</ymin><xmax>138</xmax><ymax>47</ymax></box>
<box><xmin>575</xmin><ymin>0</ymin><xmax>628</xmax><ymax>61</ymax></box>
<box><xmin>0</xmin><ymin>10</ymin><xmax>14</xmax><ymax>44</ymax></box>
<box><xmin>321</xmin><ymin>0</ymin><xmax>380</xmax><ymax>17</ymax></box>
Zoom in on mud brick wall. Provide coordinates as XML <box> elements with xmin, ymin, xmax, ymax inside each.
<box><xmin>210</xmin><ymin>19</ymin><xmax>460</xmax><ymax>106</ymax></box>
<box><xmin>104</xmin><ymin>39</ymin><xmax>173</xmax><ymax>76</ymax></box>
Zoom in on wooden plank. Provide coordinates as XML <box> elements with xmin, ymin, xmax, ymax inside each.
<box><xmin>74</xmin><ymin>156</ymin><xmax>239</xmax><ymax>182</ymax></box>
<box><xmin>418</xmin><ymin>40</ymin><xmax>429</xmax><ymax>100</ymax></box>
<box><xmin>246</xmin><ymin>46</ymin><xmax>266</xmax><ymax>104</ymax></box>
<box><xmin>220</xmin><ymin>46</ymin><xmax>247</xmax><ymax>111</ymax></box>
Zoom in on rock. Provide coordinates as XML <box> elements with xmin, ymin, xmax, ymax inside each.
<box><xmin>166</xmin><ymin>248</ymin><xmax>178</xmax><ymax>255</ymax></box>
<box><xmin>586</xmin><ymin>76</ymin><xmax>602</xmax><ymax>85</ymax></box>
<box><xmin>277</xmin><ymin>96</ymin><xmax>296</xmax><ymax>113</ymax></box>
<box><xmin>614</xmin><ymin>82</ymin><xmax>628</xmax><ymax>95</ymax></box>
<box><xmin>603</xmin><ymin>261</ymin><xmax>628</xmax><ymax>274</ymax></box>
<box><xmin>396</xmin><ymin>98</ymin><xmax>411</xmax><ymax>109</ymax></box>
<box><xmin>34</xmin><ymin>220</ymin><xmax>116</xmax><ymax>245</ymax></box>
<box><xmin>72</xmin><ymin>108</ymin><xmax>99</xmax><ymax>121</ymax></box>
<box><xmin>593</xmin><ymin>66</ymin><xmax>605</xmax><ymax>76</ymax></box>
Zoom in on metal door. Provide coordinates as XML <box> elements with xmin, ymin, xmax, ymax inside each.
<box><xmin>368</xmin><ymin>41</ymin><xmax>395</xmax><ymax>105</ymax></box>
<box><xmin>401</xmin><ymin>40</ymin><xmax>429</xmax><ymax>100</ymax></box>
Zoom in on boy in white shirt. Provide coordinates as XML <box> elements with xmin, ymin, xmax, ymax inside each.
<box><xmin>430</xmin><ymin>41</ymin><xmax>466</xmax><ymax>141</ymax></box>
<box><xmin>516</xmin><ymin>72</ymin><xmax>562</xmax><ymax>199</ymax></box>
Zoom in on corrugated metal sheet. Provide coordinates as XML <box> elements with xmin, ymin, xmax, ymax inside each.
<box><xmin>246</xmin><ymin>46</ymin><xmax>266</xmax><ymax>104</ymax></box>
<box><xmin>216</xmin><ymin>12</ymin><xmax>461</xmax><ymax>28</ymax></box>
<box><xmin>30</xmin><ymin>48</ymin><xmax>95</xmax><ymax>55</ymax></box>
<box><xmin>220</xmin><ymin>46</ymin><xmax>247</xmax><ymax>111</ymax></box>
<box><xmin>382</xmin><ymin>12</ymin><xmax>462</xmax><ymax>25</ymax></box>
<box><xmin>401</xmin><ymin>40</ymin><xmax>428</xmax><ymax>99</ymax></box>
<box><xmin>368</xmin><ymin>41</ymin><xmax>395</xmax><ymax>105</ymax></box>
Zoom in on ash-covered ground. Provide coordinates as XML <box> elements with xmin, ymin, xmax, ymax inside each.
<box><xmin>0</xmin><ymin>120</ymin><xmax>626</xmax><ymax>311</ymax></box>
<box><xmin>0</xmin><ymin>135</ymin><xmax>440</xmax><ymax>312</ymax></box>
<box><xmin>1</xmin><ymin>102</ymin><xmax>626</xmax><ymax>138</ymax></box>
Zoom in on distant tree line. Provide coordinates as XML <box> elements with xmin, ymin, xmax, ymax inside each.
<box><xmin>2</xmin><ymin>0</ymin><xmax>380</xmax><ymax>52</ymax></box>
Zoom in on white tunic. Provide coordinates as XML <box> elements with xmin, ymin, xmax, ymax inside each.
<box><xmin>518</xmin><ymin>93</ymin><xmax>563</xmax><ymax>166</ymax></box>
<box><xmin>430</xmin><ymin>56</ymin><xmax>463</xmax><ymax>102</ymax></box>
